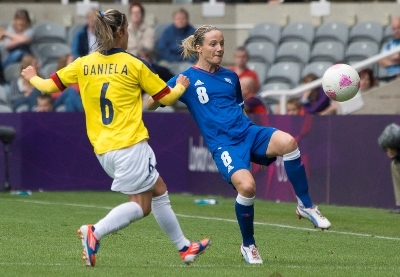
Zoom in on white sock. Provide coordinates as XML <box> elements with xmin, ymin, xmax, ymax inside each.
<box><xmin>152</xmin><ymin>191</ymin><xmax>190</xmax><ymax>251</ymax></box>
<box><xmin>93</xmin><ymin>202</ymin><xmax>143</xmax><ymax>240</ymax></box>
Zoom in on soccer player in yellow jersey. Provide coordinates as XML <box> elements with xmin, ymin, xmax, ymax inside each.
<box><xmin>21</xmin><ymin>9</ymin><xmax>209</xmax><ymax>267</ymax></box>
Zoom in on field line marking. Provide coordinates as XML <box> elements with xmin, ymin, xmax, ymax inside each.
<box><xmin>11</xmin><ymin>198</ymin><xmax>400</xmax><ymax>241</ymax></box>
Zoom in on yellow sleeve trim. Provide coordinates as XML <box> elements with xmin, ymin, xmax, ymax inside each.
<box><xmin>158</xmin><ymin>83</ymin><xmax>186</xmax><ymax>106</ymax></box>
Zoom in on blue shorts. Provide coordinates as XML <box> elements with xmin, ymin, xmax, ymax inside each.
<box><xmin>212</xmin><ymin>125</ymin><xmax>277</xmax><ymax>186</ymax></box>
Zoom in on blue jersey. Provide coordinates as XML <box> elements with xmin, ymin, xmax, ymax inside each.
<box><xmin>167</xmin><ymin>66</ymin><xmax>254</xmax><ymax>152</ymax></box>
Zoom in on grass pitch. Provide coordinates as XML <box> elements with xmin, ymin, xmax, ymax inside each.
<box><xmin>1</xmin><ymin>191</ymin><xmax>399</xmax><ymax>277</ymax></box>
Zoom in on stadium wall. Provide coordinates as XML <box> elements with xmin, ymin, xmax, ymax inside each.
<box><xmin>0</xmin><ymin>3</ymin><xmax>396</xmax><ymax>64</ymax></box>
<box><xmin>0</xmin><ymin>112</ymin><xmax>397</xmax><ymax>209</ymax></box>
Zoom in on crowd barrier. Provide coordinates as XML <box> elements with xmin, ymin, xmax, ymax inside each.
<box><xmin>0</xmin><ymin>112</ymin><xmax>397</xmax><ymax>209</ymax></box>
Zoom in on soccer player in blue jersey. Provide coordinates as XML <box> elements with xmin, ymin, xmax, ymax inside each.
<box><xmin>147</xmin><ymin>25</ymin><xmax>331</xmax><ymax>264</ymax></box>
<box><xmin>21</xmin><ymin>9</ymin><xmax>209</xmax><ymax>267</ymax></box>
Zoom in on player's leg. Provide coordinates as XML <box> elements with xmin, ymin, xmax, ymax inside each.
<box><xmin>266</xmin><ymin>130</ymin><xmax>331</xmax><ymax>229</ymax></box>
<box><xmin>231</xmin><ymin>169</ymin><xmax>263</xmax><ymax>264</ymax></box>
<box><xmin>78</xmin><ymin>141</ymin><xmax>157</xmax><ymax>267</ymax></box>
<box><xmin>214</xmin><ymin>146</ymin><xmax>262</xmax><ymax>264</ymax></box>
<box><xmin>151</xmin><ymin>176</ymin><xmax>210</xmax><ymax>265</ymax></box>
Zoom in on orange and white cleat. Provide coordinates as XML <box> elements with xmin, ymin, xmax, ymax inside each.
<box><xmin>179</xmin><ymin>238</ymin><xmax>210</xmax><ymax>265</ymax></box>
<box><xmin>77</xmin><ymin>224</ymin><xmax>100</xmax><ymax>267</ymax></box>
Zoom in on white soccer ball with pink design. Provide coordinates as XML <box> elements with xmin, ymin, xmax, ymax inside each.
<box><xmin>322</xmin><ymin>64</ymin><xmax>360</xmax><ymax>102</ymax></box>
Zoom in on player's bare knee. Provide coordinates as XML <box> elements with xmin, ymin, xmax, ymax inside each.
<box><xmin>237</xmin><ymin>182</ymin><xmax>256</xmax><ymax>198</ymax></box>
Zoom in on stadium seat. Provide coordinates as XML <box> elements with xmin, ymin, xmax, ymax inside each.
<box><xmin>154</xmin><ymin>22</ymin><xmax>170</xmax><ymax>43</ymax></box>
<box><xmin>314</xmin><ymin>21</ymin><xmax>349</xmax><ymax>46</ymax></box>
<box><xmin>302</xmin><ymin>61</ymin><xmax>333</xmax><ymax>78</ymax></box>
<box><xmin>15</xmin><ymin>104</ymin><xmax>29</xmax><ymax>113</ymax></box>
<box><xmin>0</xmin><ymin>105</ymin><xmax>12</xmax><ymax>113</ymax></box>
<box><xmin>310</xmin><ymin>41</ymin><xmax>345</xmax><ymax>63</ymax></box>
<box><xmin>40</xmin><ymin>62</ymin><xmax>59</xmax><ymax>78</ymax></box>
<box><xmin>259</xmin><ymin>82</ymin><xmax>291</xmax><ymax>107</ymax></box>
<box><xmin>67</xmin><ymin>23</ymin><xmax>85</xmax><ymax>47</ymax></box>
<box><xmin>247</xmin><ymin>61</ymin><xmax>269</xmax><ymax>85</ymax></box>
<box><xmin>382</xmin><ymin>24</ymin><xmax>393</xmax><ymax>46</ymax></box>
<box><xmin>168</xmin><ymin>61</ymin><xmax>193</xmax><ymax>75</ymax></box>
<box><xmin>245</xmin><ymin>41</ymin><xmax>276</xmax><ymax>65</ymax></box>
<box><xmin>32</xmin><ymin>22</ymin><xmax>67</xmax><ymax>44</ymax></box>
<box><xmin>0</xmin><ymin>85</ymin><xmax>8</xmax><ymax>105</ymax></box>
<box><xmin>345</xmin><ymin>40</ymin><xmax>380</xmax><ymax>64</ymax></box>
<box><xmin>245</xmin><ymin>22</ymin><xmax>281</xmax><ymax>46</ymax></box>
<box><xmin>349</xmin><ymin>21</ymin><xmax>383</xmax><ymax>45</ymax></box>
<box><xmin>280</xmin><ymin>22</ymin><xmax>315</xmax><ymax>44</ymax></box>
<box><xmin>3</xmin><ymin>63</ymin><xmax>21</xmax><ymax>83</ymax></box>
<box><xmin>275</xmin><ymin>41</ymin><xmax>310</xmax><ymax>65</ymax></box>
<box><xmin>265</xmin><ymin>62</ymin><xmax>303</xmax><ymax>88</ymax></box>
<box><xmin>30</xmin><ymin>42</ymin><xmax>71</xmax><ymax>67</ymax></box>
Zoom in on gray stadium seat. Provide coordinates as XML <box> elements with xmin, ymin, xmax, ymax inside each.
<box><xmin>32</xmin><ymin>22</ymin><xmax>67</xmax><ymax>43</ymax></box>
<box><xmin>345</xmin><ymin>40</ymin><xmax>380</xmax><ymax>64</ymax></box>
<box><xmin>0</xmin><ymin>105</ymin><xmax>12</xmax><ymax>113</ymax></box>
<box><xmin>154</xmin><ymin>22</ymin><xmax>170</xmax><ymax>43</ymax></box>
<box><xmin>349</xmin><ymin>21</ymin><xmax>383</xmax><ymax>45</ymax></box>
<box><xmin>310</xmin><ymin>41</ymin><xmax>345</xmax><ymax>63</ymax></box>
<box><xmin>314</xmin><ymin>21</ymin><xmax>349</xmax><ymax>46</ymax></box>
<box><xmin>0</xmin><ymin>85</ymin><xmax>8</xmax><ymax>105</ymax></box>
<box><xmin>40</xmin><ymin>62</ymin><xmax>59</xmax><ymax>78</ymax></box>
<box><xmin>31</xmin><ymin>42</ymin><xmax>71</xmax><ymax>67</ymax></box>
<box><xmin>3</xmin><ymin>63</ymin><xmax>21</xmax><ymax>83</ymax></box>
<box><xmin>245</xmin><ymin>41</ymin><xmax>276</xmax><ymax>65</ymax></box>
<box><xmin>382</xmin><ymin>24</ymin><xmax>393</xmax><ymax>46</ymax></box>
<box><xmin>280</xmin><ymin>22</ymin><xmax>315</xmax><ymax>44</ymax></box>
<box><xmin>275</xmin><ymin>41</ymin><xmax>310</xmax><ymax>65</ymax></box>
<box><xmin>302</xmin><ymin>61</ymin><xmax>333</xmax><ymax>78</ymax></box>
<box><xmin>265</xmin><ymin>62</ymin><xmax>303</xmax><ymax>88</ymax></box>
<box><xmin>168</xmin><ymin>61</ymin><xmax>193</xmax><ymax>75</ymax></box>
<box><xmin>247</xmin><ymin>61</ymin><xmax>269</xmax><ymax>85</ymax></box>
<box><xmin>245</xmin><ymin>22</ymin><xmax>281</xmax><ymax>46</ymax></box>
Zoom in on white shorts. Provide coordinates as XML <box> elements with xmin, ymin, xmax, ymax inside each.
<box><xmin>96</xmin><ymin>140</ymin><xmax>159</xmax><ymax>195</ymax></box>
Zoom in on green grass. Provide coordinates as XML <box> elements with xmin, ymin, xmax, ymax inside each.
<box><xmin>1</xmin><ymin>191</ymin><xmax>400</xmax><ymax>277</ymax></box>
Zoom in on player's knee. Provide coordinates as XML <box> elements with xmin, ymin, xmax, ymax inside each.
<box><xmin>237</xmin><ymin>182</ymin><xmax>256</xmax><ymax>198</ymax></box>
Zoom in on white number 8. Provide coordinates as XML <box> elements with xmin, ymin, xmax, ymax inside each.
<box><xmin>221</xmin><ymin>151</ymin><xmax>232</xmax><ymax>167</ymax></box>
<box><xmin>196</xmin><ymin>87</ymin><xmax>209</xmax><ymax>104</ymax></box>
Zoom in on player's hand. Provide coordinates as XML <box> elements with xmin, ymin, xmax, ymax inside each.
<box><xmin>21</xmin><ymin>65</ymin><xmax>38</xmax><ymax>82</ymax></box>
<box><xmin>176</xmin><ymin>74</ymin><xmax>190</xmax><ymax>89</ymax></box>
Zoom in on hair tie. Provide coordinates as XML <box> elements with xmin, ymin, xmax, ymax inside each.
<box><xmin>100</xmin><ymin>12</ymin><xmax>105</xmax><ymax>18</ymax></box>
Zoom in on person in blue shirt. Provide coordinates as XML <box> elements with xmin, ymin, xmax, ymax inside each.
<box><xmin>378</xmin><ymin>17</ymin><xmax>400</xmax><ymax>80</ymax></box>
<box><xmin>147</xmin><ymin>25</ymin><xmax>331</xmax><ymax>265</ymax></box>
<box><xmin>156</xmin><ymin>8</ymin><xmax>196</xmax><ymax>63</ymax></box>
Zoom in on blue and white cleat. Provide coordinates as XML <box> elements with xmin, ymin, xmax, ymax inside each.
<box><xmin>77</xmin><ymin>224</ymin><xmax>100</xmax><ymax>267</ymax></box>
<box><xmin>296</xmin><ymin>205</ymin><xmax>331</xmax><ymax>230</ymax></box>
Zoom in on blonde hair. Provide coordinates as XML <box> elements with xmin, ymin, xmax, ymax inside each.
<box><xmin>181</xmin><ymin>25</ymin><xmax>218</xmax><ymax>59</ymax></box>
<box><xmin>94</xmin><ymin>9</ymin><xmax>126</xmax><ymax>53</ymax></box>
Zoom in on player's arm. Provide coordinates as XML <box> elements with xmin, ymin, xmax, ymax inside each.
<box><xmin>146</xmin><ymin>96</ymin><xmax>160</xmax><ymax>110</ymax></box>
<box><xmin>21</xmin><ymin>65</ymin><xmax>59</xmax><ymax>93</ymax></box>
<box><xmin>150</xmin><ymin>74</ymin><xmax>189</xmax><ymax>106</ymax></box>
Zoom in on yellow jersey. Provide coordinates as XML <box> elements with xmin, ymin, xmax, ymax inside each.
<box><xmin>51</xmin><ymin>48</ymin><xmax>170</xmax><ymax>154</ymax></box>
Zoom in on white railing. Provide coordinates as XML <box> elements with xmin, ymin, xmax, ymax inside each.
<box><xmin>258</xmin><ymin>45</ymin><xmax>400</xmax><ymax>114</ymax></box>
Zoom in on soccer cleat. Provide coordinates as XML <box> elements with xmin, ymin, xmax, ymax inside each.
<box><xmin>240</xmin><ymin>244</ymin><xmax>263</xmax><ymax>264</ymax></box>
<box><xmin>296</xmin><ymin>205</ymin><xmax>331</xmax><ymax>230</ymax></box>
<box><xmin>179</xmin><ymin>238</ymin><xmax>211</xmax><ymax>265</ymax></box>
<box><xmin>77</xmin><ymin>224</ymin><xmax>100</xmax><ymax>267</ymax></box>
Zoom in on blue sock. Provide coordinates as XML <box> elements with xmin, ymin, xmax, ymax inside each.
<box><xmin>283</xmin><ymin>149</ymin><xmax>313</xmax><ymax>208</ymax></box>
<box><xmin>235</xmin><ymin>194</ymin><xmax>255</xmax><ymax>246</ymax></box>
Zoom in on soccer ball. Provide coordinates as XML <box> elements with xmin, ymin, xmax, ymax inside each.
<box><xmin>322</xmin><ymin>64</ymin><xmax>360</xmax><ymax>102</ymax></box>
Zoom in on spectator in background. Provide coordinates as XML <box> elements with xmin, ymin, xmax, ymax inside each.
<box><xmin>156</xmin><ymin>8</ymin><xmax>196</xmax><ymax>63</ymax></box>
<box><xmin>378</xmin><ymin>123</ymin><xmax>400</xmax><ymax>214</ymax></box>
<box><xmin>358</xmin><ymin>68</ymin><xmax>378</xmax><ymax>93</ymax></box>
<box><xmin>229</xmin><ymin>46</ymin><xmax>260</xmax><ymax>92</ymax></box>
<box><xmin>137</xmin><ymin>47</ymin><xmax>175</xmax><ymax>112</ymax></box>
<box><xmin>9</xmin><ymin>54</ymin><xmax>41</xmax><ymax>111</ymax></box>
<box><xmin>240</xmin><ymin>76</ymin><xmax>268</xmax><ymax>115</ymax></box>
<box><xmin>300</xmin><ymin>73</ymin><xmax>337</xmax><ymax>115</ymax></box>
<box><xmin>35</xmin><ymin>94</ymin><xmax>54</xmax><ymax>112</ymax></box>
<box><xmin>286</xmin><ymin>97</ymin><xmax>305</xmax><ymax>115</ymax></box>
<box><xmin>126</xmin><ymin>2</ymin><xmax>155</xmax><ymax>56</ymax></box>
<box><xmin>378</xmin><ymin>17</ymin><xmax>400</xmax><ymax>81</ymax></box>
<box><xmin>72</xmin><ymin>9</ymin><xmax>97</xmax><ymax>59</ymax></box>
<box><xmin>52</xmin><ymin>54</ymin><xmax>83</xmax><ymax>112</ymax></box>
<box><xmin>0</xmin><ymin>9</ymin><xmax>33</xmax><ymax>69</ymax></box>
